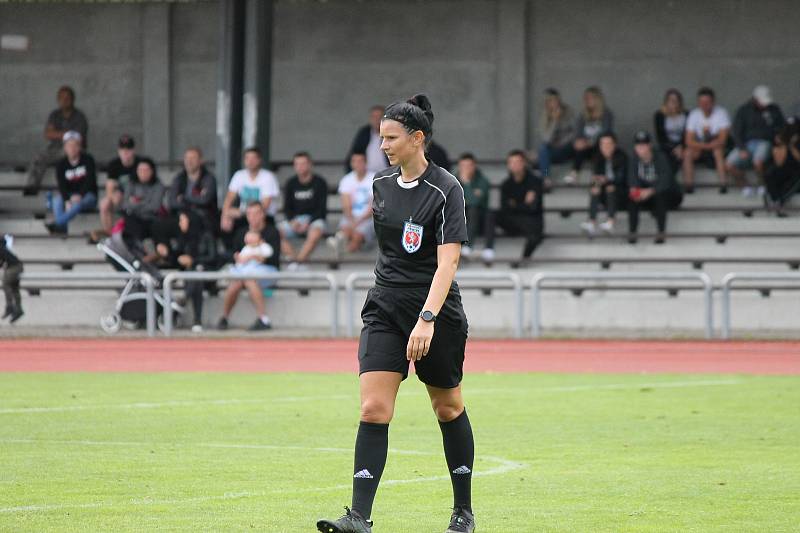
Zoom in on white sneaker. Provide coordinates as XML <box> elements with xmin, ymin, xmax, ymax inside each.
<box><xmin>580</xmin><ymin>221</ymin><xmax>597</xmax><ymax>235</ymax></box>
<box><xmin>563</xmin><ymin>171</ymin><xmax>577</xmax><ymax>185</ymax></box>
<box><xmin>326</xmin><ymin>232</ymin><xmax>344</xmax><ymax>258</ymax></box>
<box><xmin>461</xmin><ymin>245</ymin><xmax>473</xmax><ymax>258</ymax></box>
<box><xmin>191</xmin><ymin>324</ymin><xmax>203</xmax><ymax>333</ymax></box>
<box><xmin>741</xmin><ymin>186</ymin><xmax>755</xmax><ymax>198</ymax></box>
<box><xmin>599</xmin><ymin>220</ymin><xmax>615</xmax><ymax>233</ymax></box>
<box><xmin>757</xmin><ymin>186</ymin><xmax>765</xmax><ymax>197</ymax></box>
<box><xmin>480</xmin><ymin>248</ymin><xmax>496</xmax><ymax>263</ymax></box>
<box><xmin>287</xmin><ymin>262</ymin><xmax>299</xmax><ymax>271</ymax></box>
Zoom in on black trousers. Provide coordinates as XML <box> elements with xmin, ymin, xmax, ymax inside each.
<box><xmin>573</xmin><ymin>145</ymin><xmax>599</xmax><ymax>171</ymax></box>
<box><xmin>589</xmin><ymin>185</ymin><xmax>627</xmax><ymax>220</ymax></box>
<box><xmin>3</xmin><ymin>263</ymin><xmax>23</xmax><ymax>311</ymax></box>
<box><xmin>184</xmin><ymin>278</ymin><xmax>205</xmax><ymax>325</ymax></box>
<box><xmin>465</xmin><ymin>205</ymin><xmax>487</xmax><ymax>246</ymax></box>
<box><xmin>484</xmin><ymin>211</ymin><xmax>543</xmax><ymax>258</ymax></box>
<box><xmin>123</xmin><ymin>214</ymin><xmax>159</xmax><ymax>253</ymax></box>
<box><xmin>627</xmin><ymin>190</ymin><xmax>683</xmax><ymax>234</ymax></box>
<box><xmin>764</xmin><ymin>169</ymin><xmax>800</xmax><ymax>207</ymax></box>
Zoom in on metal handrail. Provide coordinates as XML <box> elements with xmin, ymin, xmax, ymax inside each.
<box><xmin>161</xmin><ymin>271</ymin><xmax>338</xmax><ymax>336</ymax></box>
<box><xmin>530</xmin><ymin>271</ymin><xmax>714</xmax><ymax>339</ymax></box>
<box><xmin>720</xmin><ymin>272</ymin><xmax>800</xmax><ymax>339</ymax></box>
<box><xmin>343</xmin><ymin>271</ymin><xmax>524</xmax><ymax>338</ymax></box>
<box><xmin>19</xmin><ymin>271</ymin><xmax>157</xmax><ymax>337</ymax></box>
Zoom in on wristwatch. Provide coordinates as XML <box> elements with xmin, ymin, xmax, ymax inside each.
<box><xmin>419</xmin><ymin>310</ymin><xmax>437</xmax><ymax>323</ymax></box>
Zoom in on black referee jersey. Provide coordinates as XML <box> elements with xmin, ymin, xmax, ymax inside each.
<box><xmin>371</xmin><ymin>161</ymin><xmax>469</xmax><ymax>288</ymax></box>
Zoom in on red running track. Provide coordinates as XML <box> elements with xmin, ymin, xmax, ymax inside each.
<box><xmin>0</xmin><ymin>339</ymin><xmax>798</xmax><ymax>374</ymax></box>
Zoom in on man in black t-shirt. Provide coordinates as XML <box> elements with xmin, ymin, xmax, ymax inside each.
<box><xmin>278</xmin><ymin>152</ymin><xmax>328</xmax><ymax>269</ymax></box>
<box><xmin>217</xmin><ymin>202</ymin><xmax>281</xmax><ymax>332</ymax></box>
<box><xmin>45</xmin><ymin>131</ymin><xmax>98</xmax><ymax>236</ymax></box>
<box><xmin>480</xmin><ymin>150</ymin><xmax>544</xmax><ymax>262</ymax></box>
<box><xmin>24</xmin><ymin>86</ymin><xmax>89</xmax><ymax>196</ymax></box>
<box><xmin>93</xmin><ymin>134</ymin><xmax>142</xmax><ymax>240</ymax></box>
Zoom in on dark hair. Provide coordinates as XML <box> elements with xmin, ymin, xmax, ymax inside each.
<box><xmin>136</xmin><ymin>157</ymin><xmax>159</xmax><ymax>181</ymax></box>
<box><xmin>458</xmin><ymin>152</ymin><xmax>476</xmax><ymax>161</ymax></box>
<box><xmin>185</xmin><ymin>146</ymin><xmax>203</xmax><ymax>158</ymax></box>
<box><xmin>507</xmin><ymin>149</ymin><xmax>527</xmax><ymax>160</ymax></box>
<box><xmin>382</xmin><ymin>94</ymin><xmax>434</xmax><ymax>147</ymax></box>
<box><xmin>58</xmin><ymin>85</ymin><xmax>75</xmax><ymax>101</ymax></box>
<box><xmin>293</xmin><ymin>151</ymin><xmax>312</xmax><ymax>161</ymax></box>
<box><xmin>598</xmin><ymin>131</ymin><xmax>617</xmax><ymax>142</ymax></box>
<box><xmin>544</xmin><ymin>87</ymin><xmax>560</xmax><ymax>97</ymax></box>
<box><xmin>246</xmin><ymin>201</ymin><xmax>264</xmax><ymax>210</ymax></box>
<box><xmin>244</xmin><ymin>146</ymin><xmax>261</xmax><ymax>157</ymax></box>
<box><xmin>369</xmin><ymin>105</ymin><xmax>385</xmax><ymax>113</ymax></box>
<box><xmin>697</xmin><ymin>86</ymin><xmax>716</xmax><ymax>99</ymax></box>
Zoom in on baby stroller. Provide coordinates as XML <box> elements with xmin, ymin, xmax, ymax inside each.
<box><xmin>97</xmin><ymin>234</ymin><xmax>185</xmax><ymax>333</ymax></box>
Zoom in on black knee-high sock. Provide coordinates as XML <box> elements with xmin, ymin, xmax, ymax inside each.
<box><xmin>351</xmin><ymin>421</ymin><xmax>389</xmax><ymax>519</ymax></box>
<box><xmin>439</xmin><ymin>409</ymin><xmax>474</xmax><ymax>512</ymax></box>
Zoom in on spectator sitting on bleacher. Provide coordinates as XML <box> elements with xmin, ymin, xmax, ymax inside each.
<box><xmin>654</xmin><ymin>89</ymin><xmax>687</xmax><ymax>175</ymax></box>
<box><xmin>221</xmin><ymin>147</ymin><xmax>280</xmax><ymax>252</ymax></box>
<box><xmin>279</xmin><ymin>152</ymin><xmax>328</xmax><ymax>270</ymax></box>
<box><xmin>346</xmin><ymin>105</ymin><xmax>388</xmax><ymax>174</ymax></box>
<box><xmin>172</xmin><ymin>210</ymin><xmax>218</xmax><ymax>333</ymax></box>
<box><xmin>45</xmin><ymin>131</ymin><xmax>98</xmax><ymax>236</ymax></box>
<box><xmin>564</xmin><ymin>86</ymin><xmax>614</xmax><ymax>184</ymax></box>
<box><xmin>453</xmin><ymin>152</ymin><xmax>490</xmax><ymax>257</ymax></box>
<box><xmin>726</xmin><ymin>85</ymin><xmax>786</xmax><ymax>198</ymax></box>
<box><xmin>217</xmin><ymin>202</ymin><xmax>281</xmax><ymax>332</ymax></box>
<box><xmin>24</xmin><ymin>86</ymin><xmax>89</xmax><ymax>196</ymax></box>
<box><xmin>121</xmin><ymin>158</ymin><xmax>165</xmax><ymax>257</ymax></box>
<box><xmin>683</xmin><ymin>86</ymin><xmax>731</xmax><ymax>194</ymax></box>
<box><xmin>480</xmin><ymin>150</ymin><xmax>544</xmax><ymax>263</ymax></box>
<box><xmin>764</xmin><ymin>124</ymin><xmax>800</xmax><ymax>217</ymax></box>
<box><xmin>154</xmin><ymin>147</ymin><xmax>218</xmax><ymax>262</ymax></box>
<box><xmin>327</xmin><ymin>152</ymin><xmax>375</xmax><ymax>256</ymax></box>
<box><xmin>627</xmin><ymin>131</ymin><xmax>683</xmax><ymax>244</ymax></box>
<box><xmin>580</xmin><ymin>132</ymin><xmax>629</xmax><ymax>235</ymax></box>
<box><xmin>536</xmin><ymin>88</ymin><xmax>576</xmax><ymax>183</ymax></box>
<box><xmin>426</xmin><ymin>140</ymin><xmax>451</xmax><ymax>171</ymax></box>
<box><xmin>1</xmin><ymin>234</ymin><xmax>24</xmax><ymax>324</ymax></box>
<box><xmin>92</xmin><ymin>134</ymin><xmax>142</xmax><ymax>243</ymax></box>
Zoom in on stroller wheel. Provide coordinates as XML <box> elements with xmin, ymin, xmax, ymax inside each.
<box><xmin>100</xmin><ymin>312</ymin><xmax>122</xmax><ymax>334</ymax></box>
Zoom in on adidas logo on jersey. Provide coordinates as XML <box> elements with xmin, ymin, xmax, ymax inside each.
<box><xmin>353</xmin><ymin>469</ymin><xmax>374</xmax><ymax>479</ymax></box>
<box><xmin>452</xmin><ymin>465</ymin><xmax>472</xmax><ymax>475</ymax></box>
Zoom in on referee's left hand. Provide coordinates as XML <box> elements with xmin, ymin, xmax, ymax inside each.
<box><xmin>407</xmin><ymin>319</ymin><xmax>434</xmax><ymax>361</ymax></box>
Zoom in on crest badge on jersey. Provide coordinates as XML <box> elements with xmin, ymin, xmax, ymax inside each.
<box><xmin>402</xmin><ymin>220</ymin><xmax>423</xmax><ymax>253</ymax></box>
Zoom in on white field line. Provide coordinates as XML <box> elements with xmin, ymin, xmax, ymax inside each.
<box><xmin>0</xmin><ymin>379</ymin><xmax>741</xmax><ymax>415</ymax></box>
<box><xmin>0</xmin><ymin>439</ymin><xmax>525</xmax><ymax>514</ymax></box>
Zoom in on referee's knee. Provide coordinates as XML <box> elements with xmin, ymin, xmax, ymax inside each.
<box><xmin>431</xmin><ymin>400</ymin><xmax>464</xmax><ymax>423</ymax></box>
<box><xmin>360</xmin><ymin>399</ymin><xmax>394</xmax><ymax>424</ymax></box>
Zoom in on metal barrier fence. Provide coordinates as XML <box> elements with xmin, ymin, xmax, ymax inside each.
<box><xmin>19</xmin><ymin>271</ymin><xmax>158</xmax><ymax>337</ymax></box>
<box><xmin>530</xmin><ymin>271</ymin><xmax>714</xmax><ymax>339</ymax></box>
<box><xmin>161</xmin><ymin>271</ymin><xmax>338</xmax><ymax>337</ymax></box>
<box><xmin>720</xmin><ymin>272</ymin><xmax>800</xmax><ymax>339</ymax></box>
<box><xmin>344</xmin><ymin>271</ymin><xmax>524</xmax><ymax>338</ymax></box>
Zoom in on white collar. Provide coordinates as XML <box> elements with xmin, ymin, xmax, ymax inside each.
<box><xmin>396</xmin><ymin>176</ymin><xmax>419</xmax><ymax>189</ymax></box>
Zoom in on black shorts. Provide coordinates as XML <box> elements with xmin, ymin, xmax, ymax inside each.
<box><xmin>358</xmin><ymin>285</ymin><xmax>469</xmax><ymax>389</ymax></box>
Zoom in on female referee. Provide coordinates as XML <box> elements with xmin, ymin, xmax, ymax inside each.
<box><xmin>317</xmin><ymin>95</ymin><xmax>475</xmax><ymax>533</ymax></box>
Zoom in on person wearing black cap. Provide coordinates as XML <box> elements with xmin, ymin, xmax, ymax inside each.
<box><xmin>317</xmin><ymin>95</ymin><xmax>475</xmax><ymax>533</ymax></box>
<box><xmin>627</xmin><ymin>131</ymin><xmax>683</xmax><ymax>244</ymax></box>
<box><xmin>92</xmin><ymin>134</ymin><xmax>142</xmax><ymax>241</ymax></box>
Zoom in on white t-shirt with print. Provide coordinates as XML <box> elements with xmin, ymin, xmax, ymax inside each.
<box><xmin>338</xmin><ymin>171</ymin><xmax>375</xmax><ymax>219</ymax></box>
<box><xmin>686</xmin><ymin>106</ymin><xmax>731</xmax><ymax>142</ymax></box>
<box><xmin>228</xmin><ymin>168</ymin><xmax>280</xmax><ymax>216</ymax></box>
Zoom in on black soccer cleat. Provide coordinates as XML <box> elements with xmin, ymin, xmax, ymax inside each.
<box><xmin>316</xmin><ymin>506</ymin><xmax>373</xmax><ymax>533</ymax></box>
<box><xmin>445</xmin><ymin>506</ymin><xmax>476</xmax><ymax>533</ymax></box>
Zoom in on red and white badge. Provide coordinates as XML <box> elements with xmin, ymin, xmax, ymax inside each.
<box><xmin>402</xmin><ymin>220</ymin><xmax>423</xmax><ymax>253</ymax></box>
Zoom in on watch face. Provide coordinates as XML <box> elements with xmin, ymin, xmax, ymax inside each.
<box><xmin>421</xmin><ymin>310</ymin><xmax>435</xmax><ymax>322</ymax></box>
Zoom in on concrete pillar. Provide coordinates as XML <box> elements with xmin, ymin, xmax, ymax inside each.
<box><xmin>242</xmin><ymin>0</ymin><xmax>274</xmax><ymax>162</ymax></box>
<box><xmin>142</xmin><ymin>3</ymin><xmax>172</xmax><ymax>162</ymax></box>
<box><xmin>215</xmin><ymin>0</ymin><xmax>245</xmax><ymax>190</ymax></box>
<box><xmin>495</xmin><ymin>0</ymin><xmax>529</xmax><ymax>152</ymax></box>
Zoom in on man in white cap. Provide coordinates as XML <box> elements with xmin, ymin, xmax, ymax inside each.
<box><xmin>45</xmin><ymin>131</ymin><xmax>98</xmax><ymax>235</ymax></box>
<box><xmin>726</xmin><ymin>85</ymin><xmax>786</xmax><ymax>197</ymax></box>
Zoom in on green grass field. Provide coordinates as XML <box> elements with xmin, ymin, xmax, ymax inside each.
<box><xmin>1</xmin><ymin>372</ymin><xmax>798</xmax><ymax>532</ymax></box>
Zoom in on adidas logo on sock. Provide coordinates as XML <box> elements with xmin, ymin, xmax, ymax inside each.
<box><xmin>452</xmin><ymin>465</ymin><xmax>472</xmax><ymax>475</ymax></box>
<box><xmin>353</xmin><ymin>469</ymin><xmax>374</xmax><ymax>479</ymax></box>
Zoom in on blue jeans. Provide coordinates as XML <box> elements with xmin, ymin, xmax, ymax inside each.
<box><xmin>53</xmin><ymin>192</ymin><xmax>97</xmax><ymax>228</ymax></box>
<box><xmin>538</xmin><ymin>142</ymin><xmax>574</xmax><ymax>177</ymax></box>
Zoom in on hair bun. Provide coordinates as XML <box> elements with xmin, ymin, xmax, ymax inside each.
<box><xmin>407</xmin><ymin>94</ymin><xmax>432</xmax><ymax>112</ymax></box>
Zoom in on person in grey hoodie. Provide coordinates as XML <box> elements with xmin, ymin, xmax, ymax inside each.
<box><xmin>121</xmin><ymin>158</ymin><xmax>165</xmax><ymax>249</ymax></box>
